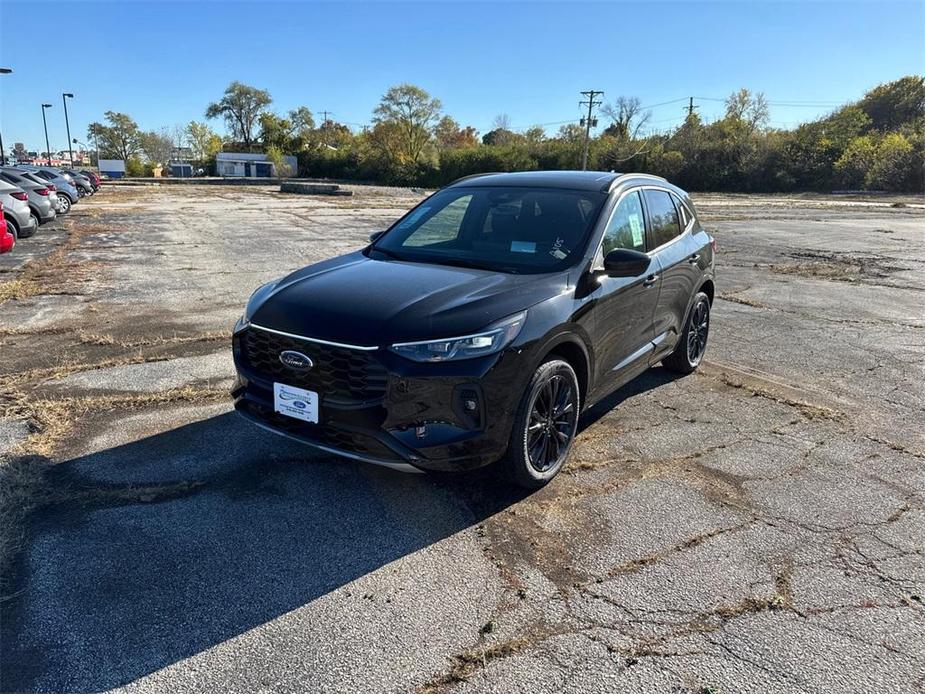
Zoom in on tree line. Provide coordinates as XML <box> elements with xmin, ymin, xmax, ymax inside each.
<box><xmin>87</xmin><ymin>76</ymin><xmax>923</xmax><ymax>191</ymax></box>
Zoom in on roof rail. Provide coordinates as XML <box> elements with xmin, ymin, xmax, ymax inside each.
<box><xmin>619</xmin><ymin>172</ymin><xmax>667</xmax><ymax>182</ymax></box>
<box><xmin>608</xmin><ymin>172</ymin><xmax>668</xmax><ymax>192</ymax></box>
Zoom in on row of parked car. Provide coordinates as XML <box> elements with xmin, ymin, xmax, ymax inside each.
<box><xmin>0</xmin><ymin>165</ymin><xmax>102</xmax><ymax>254</ymax></box>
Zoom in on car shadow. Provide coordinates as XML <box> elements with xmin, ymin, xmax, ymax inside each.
<box><xmin>0</xmin><ymin>412</ymin><xmax>525</xmax><ymax>692</ymax></box>
<box><xmin>1</xmin><ymin>369</ymin><xmax>678</xmax><ymax>692</ymax></box>
<box><xmin>578</xmin><ymin>365</ymin><xmax>683</xmax><ymax>433</ymax></box>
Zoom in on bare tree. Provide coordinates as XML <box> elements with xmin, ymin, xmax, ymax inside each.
<box><xmin>492</xmin><ymin>113</ymin><xmax>512</xmax><ymax>131</ymax></box>
<box><xmin>602</xmin><ymin>97</ymin><xmax>651</xmax><ymax>140</ymax></box>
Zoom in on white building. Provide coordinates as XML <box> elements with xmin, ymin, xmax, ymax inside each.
<box><xmin>215</xmin><ymin>152</ymin><xmax>297</xmax><ymax>178</ymax></box>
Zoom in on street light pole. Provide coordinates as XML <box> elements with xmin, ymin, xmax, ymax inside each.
<box><xmin>41</xmin><ymin>104</ymin><xmax>53</xmax><ymax>166</ymax></box>
<box><xmin>63</xmin><ymin>93</ymin><xmax>75</xmax><ymax>167</ymax></box>
<box><xmin>0</xmin><ymin>68</ymin><xmax>11</xmax><ymax>166</ymax></box>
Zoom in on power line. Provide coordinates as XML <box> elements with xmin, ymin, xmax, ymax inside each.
<box><xmin>638</xmin><ymin>97</ymin><xmax>689</xmax><ymax>110</ymax></box>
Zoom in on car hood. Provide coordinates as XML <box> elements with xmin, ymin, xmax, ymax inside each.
<box><xmin>250</xmin><ymin>251</ymin><xmax>568</xmax><ymax>346</ymax></box>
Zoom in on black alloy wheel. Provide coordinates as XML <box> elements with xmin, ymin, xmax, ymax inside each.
<box><xmin>663</xmin><ymin>291</ymin><xmax>711</xmax><ymax>374</ymax></box>
<box><xmin>504</xmin><ymin>358</ymin><xmax>580</xmax><ymax>488</ymax></box>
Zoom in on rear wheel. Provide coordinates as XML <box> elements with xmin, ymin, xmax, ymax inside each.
<box><xmin>21</xmin><ymin>213</ymin><xmax>39</xmax><ymax>237</ymax></box>
<box><xmin>58</xmin><ymin>196</ymin><xmax>71</xmax><ymax>214</ymax></box>
<box><xmin>663</xmin><ymin>291</ymin><xmax>711</xmax><ymax>374</ymax></box>
<box><xmin>502</xmin><ymin>358</ymin><xmax>580</xmax><ymax>488</ymax></box>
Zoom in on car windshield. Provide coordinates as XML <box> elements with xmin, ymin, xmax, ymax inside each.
<box><xmin>370</xmin><ymin>186</ymin><xmax>606</xmax><ymax>274</ymax></box>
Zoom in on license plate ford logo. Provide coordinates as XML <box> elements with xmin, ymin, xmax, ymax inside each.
<box><xmin>279</xmin><ymin>350</ymin><xmax>314</xmax><ymax>370</ymax></box>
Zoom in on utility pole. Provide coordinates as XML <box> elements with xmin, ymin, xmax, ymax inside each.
<box><xmin>319</xmin><ymin>110</ymin><xmax>332</xmax><ymax>146</ymax></box>
<box><xmin>62</xmin><ymin>93</ymin><xmax>75</xmax><ymax>167</ymax></box>
<box><xmin>0</xmin><ymin>68</ymin><xmax>11</xmax><ymax>166</ymax></box>
<box><xmin>41</xmin><ymin>103</ymin><xmax>53</xmax><ymax>166</ymax></box>
<box><xmin>686</xmin><ymin>97</ymin><xmax>699</xmax><ymax>120</ymax></box>
<box><xmin>579</xmin><ymin>89</ymin><xmax>603</xmax><ymax>171</ymax></box>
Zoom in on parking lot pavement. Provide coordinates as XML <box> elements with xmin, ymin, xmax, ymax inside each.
<box><xmin>1</xmin><ymin>185</ymin><xmax>923</xmax><ymax>692</ymax></box>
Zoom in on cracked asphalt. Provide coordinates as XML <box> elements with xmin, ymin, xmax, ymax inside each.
<box><xmin>0</xmin><ymin>185</ymin><xmax>923</xmax><ymax>693</ymax></box>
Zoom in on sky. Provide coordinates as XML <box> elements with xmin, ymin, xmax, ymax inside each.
<box><xmin>0</xmin><ymin>0</ymin><xmax>923</xmax><ymax>152</ymax></box>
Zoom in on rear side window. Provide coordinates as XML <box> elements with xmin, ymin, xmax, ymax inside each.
<box><xmin>644</xmin><ymin>189</ymin><xmax>681</xmax><ymax>249</ymax></box>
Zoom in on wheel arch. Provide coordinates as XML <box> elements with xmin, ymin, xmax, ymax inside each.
<box><xmin>3</xmin><ymin>213</ymin><xmax>18</xmax><ymax>234</ymax></box>
<box><xmin>699</xmin><ymin>278</ymin><xmax>715</xmax><ymax>305</ymax></box>
<box><xmin>538</xmin><ymin>336</ymin><xmax>591</xmax><ymax>409</ymax></box>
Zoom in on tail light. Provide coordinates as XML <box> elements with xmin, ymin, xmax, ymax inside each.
<box><xmin>37</xmin><ymin>188</ymin><xmax>50</xmax><ymax>196</ymax></box>
<box><xmin>710</xmin><ymin>237</ymin><xmax>717</xmax><ymax>253</ymax></box>
<box><xmin>11</xmin><ymin>191</ymin><xmax>28</xmax><ymax>201</ymax></box>
<box><xmin>47</xmin><ymin>184</ymin><xmax>57</xmax><ymax>191</ymax></box>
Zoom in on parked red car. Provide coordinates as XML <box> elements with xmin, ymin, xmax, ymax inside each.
<box><xmin>0</xmin><ymin>203</ymin><xmax>14</xmax><ymax>254</ymax></box>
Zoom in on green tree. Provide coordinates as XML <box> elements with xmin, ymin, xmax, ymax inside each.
<box><xmin>867</xmin><ymin>133</ymin><xmax>918</xmax><ymax>191</ymax></box>
<box><xmin>266</xmin><ymin>145</ymin><xmax>294</xmax><ymax>179</ymax></box>
<box><xmin>372</xmin><ymin>84</ymin><xmax>442</xmax><ymax>167</ymax></box>
<box><xmin>435</xmin><ymin>116</ymin><xmax>478</xmax><ymax>149</ymax></box>
<box><xmin>88</xmin><ymin>111</ymin><xmax>141</xmax><ymax>161</ymax></box>
<box><xmin>523</xmin><ymin>126</ymin><xmax>546</xmax><ymax>143</ymax></box>
<box><xmin>313</xmin><ymin>119</ymin><xmax>354</xmax><ymax>149</ymax></box>
<box><xmin>139</xmin><ymin>128</ymin><xmax>175</xmax><ymax>166</ymax></box>
<box><xmin>834</xmin><ymin>135</ymin><xmax>877</xmax><ymax>188</ymax></box>
<box><xmin>260</xmin><ymin>107</ymin><xmax>315</xmax><ymax>152</ymax></box>
<box><xmin>724</xmin><ymin>88</ymin><xmax>770</xmax><ymax>134</ymax></box>
<box><xmin>186</xmin><ymin>121</ymin><xmax>222</xmax><ymax>162</ymax></box>
<box><xmin>858</xmin><ymin>76</ymin><xmax>925</xmax><ymax>131</ymax></box>
<box><xmin>205</xmin><ymin>81</ymin><xmax>272</xmax><ymax>150</ymax></box>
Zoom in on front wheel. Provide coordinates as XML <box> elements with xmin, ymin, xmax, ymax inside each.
<box><xmin>502</xmin><ymin>358</ymin><xmax>580</xmax><ymax>488</ymax></box>
<box><xmin>663</xmin><ymin>291</ymin><xmax>711</xmax><ymax>374</ymax></box>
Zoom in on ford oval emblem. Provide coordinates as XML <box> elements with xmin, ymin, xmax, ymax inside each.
<box><xmin>279</xmin><ymin>350</ymin><xmax>314</xmax><ymax>370</ymax></box>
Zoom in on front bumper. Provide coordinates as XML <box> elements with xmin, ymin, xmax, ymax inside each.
<box><xmin>231</xmin><ymin>324</ymin><xmax>530</xmax><ymax>471</ymax></box>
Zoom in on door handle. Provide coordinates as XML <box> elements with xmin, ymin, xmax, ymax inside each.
<box><xmin>688</xmin><ymin>254</ymin><xmax>700</xmax><ymax>264</ymax></box>
<box><xmin>643</xmin><ymin>274</ymin><xmax>659</xmax><ymax>287</ymax></box>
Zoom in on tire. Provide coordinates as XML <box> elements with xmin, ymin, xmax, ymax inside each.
<box><xmin>663</xmin><ymin>291</ymin><xmax>711</xmax><ymax>374</ymax></box>
<box><xmin>20</xmin><ymin>213</ymin><xmax>39</xmax><ymax>238</ymax></box>
<box><xmin>58</xmin><ymin>196</ymin><xmax>71</xmax><ymax>214</ymax></box>
<box><xmin>502</xmin><ymin>358</ymin><xmax>580</xmax><ymax>488</ymax></box>
<box><xmin>5</xmin><ymin>217</ymin><xmax>19</xmax><ymax>240</ymax></box>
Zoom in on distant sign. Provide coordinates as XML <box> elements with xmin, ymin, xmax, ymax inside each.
<box><xmin>99</xmin><ymin>159</ymin><xmax>126</xmax><ymax>179</ymax></box>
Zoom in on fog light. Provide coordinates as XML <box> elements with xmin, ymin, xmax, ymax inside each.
<box><xmin>463</xmin><ymin>398</ymin><xmax>477</xmax><ymax>412</ymax></box>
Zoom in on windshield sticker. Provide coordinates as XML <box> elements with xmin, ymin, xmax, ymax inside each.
<box><xmin>629</xmin><ymin>215</ymin><xmax>644</xmax><ymax>246</ymax></box>
<box><xmin>550</xmin><ymin>237</ymin><xmax>568</xmax><ymax>260</ymax></box>
<box><xmin>511</xmin><ymin>241</ymin><xmax>536</xmax><ymax>253</ymax></box>
<box><xmin>397</xmin><ymin>206</ymin><xmax>430</xmax><ymax>228</ymax></box>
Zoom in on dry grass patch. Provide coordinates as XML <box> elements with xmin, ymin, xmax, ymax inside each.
<box><xmin>0</xmin><ymin>221</ymin><xmax>108</xmax><ymax>307</ymax></box>
<box><xmin>2</xmin><ymin>384</ymin><xmax>229</xmax><ymax>459</ymax></box>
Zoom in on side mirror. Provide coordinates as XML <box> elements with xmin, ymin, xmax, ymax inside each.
<box><xmin>368</xmin><ymin>230</ymin><xmax>385</xmax><ymax>243</ymax></box>
<box><xmin>603</xmin><ymin>249</ymin><xmax>650</xmax><ymax>277</ymax></box>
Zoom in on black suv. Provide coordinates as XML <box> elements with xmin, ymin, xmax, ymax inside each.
<box><xmin>232</xmin><ymin>171</ymin><xmax>715</xmax><ymax>487</ymax></box>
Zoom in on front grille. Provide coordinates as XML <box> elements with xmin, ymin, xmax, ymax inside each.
<box><xmin>240</xmin><ymin>328</ymin><xmax>388</xmax><ymax>401</ymax></box>
<box><xmin>245</xmin><ymin>401</ymin><xmax>401</xmax><ymax>461</ymax></box>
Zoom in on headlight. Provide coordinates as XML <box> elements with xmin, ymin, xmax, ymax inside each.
<box><xmin>390</xmin><ymin>312</ymin><xmax>526</xmax><ymax>362</ymax></box>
